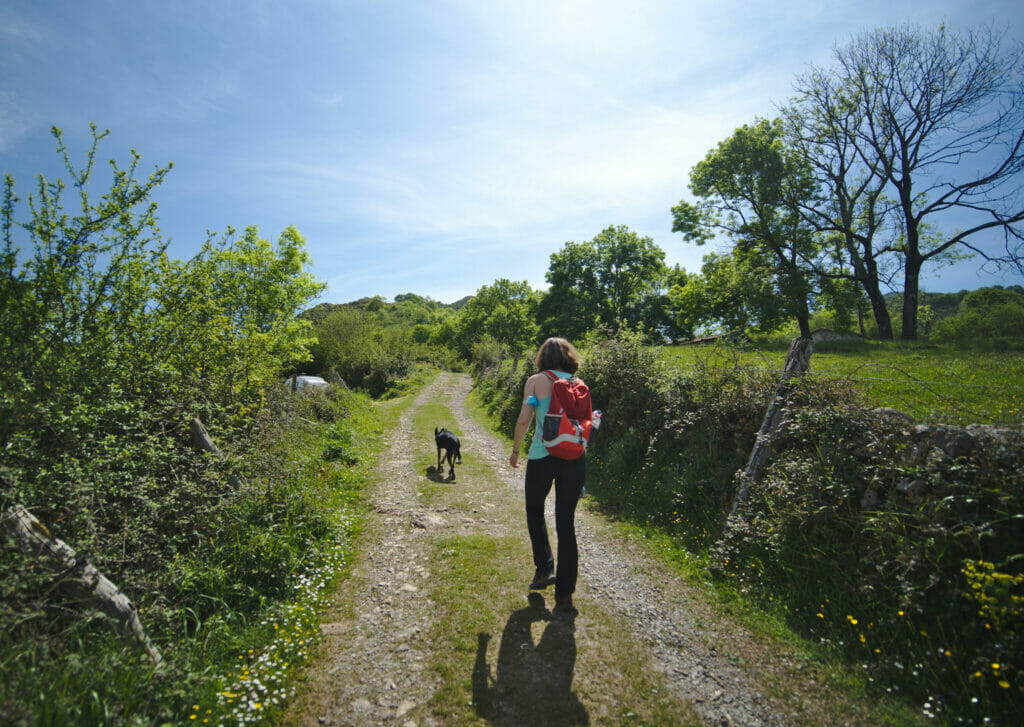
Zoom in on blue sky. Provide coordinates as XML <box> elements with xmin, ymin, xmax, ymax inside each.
<box><xmin>2</xmin><ymin>0</ymin><xmax>1023</xmax><ymax>305</ymax></box>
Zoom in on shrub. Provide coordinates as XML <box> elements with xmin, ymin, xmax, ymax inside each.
<box><xmin>715</xmin><ymin>408</ymin><xmax>1024</xmax><ymax>722</ymax></box>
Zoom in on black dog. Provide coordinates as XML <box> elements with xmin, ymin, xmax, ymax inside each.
<box><xmin>435</xmin><ymin>427</ymin><xmax>462</xmax><ymax>481</ymax></box>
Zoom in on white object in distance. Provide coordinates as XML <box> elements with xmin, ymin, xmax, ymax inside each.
<box><xmin>285</xmin><ymin>375</ymin><xmax>330</xmax><ymax>392</ymax></box>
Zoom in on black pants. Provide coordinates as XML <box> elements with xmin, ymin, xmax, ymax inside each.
<box><xmin>524</xmin><ymin>455</ymin><xmax>585</xmax><ymax>598</ymax></box>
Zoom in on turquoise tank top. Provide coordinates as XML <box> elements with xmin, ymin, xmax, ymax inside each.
<box><xmin>528</xmin><ymin>370</ymin><xmax>574</xmax><ymax>460</ymax></box>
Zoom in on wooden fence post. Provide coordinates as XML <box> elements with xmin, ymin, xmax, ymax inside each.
<box><xmin>189</xmin><ymin>418</ymin><xmax>244</xmax><ymax>490</ymax></box>
<box><xmin>2</xmin><ymin>504</ymin><xmax>162</xmax><ymax>665</ymax></box>
<box><xmin>731</xmin><ymin>336</ymin><xmax>814</xmax><ymax>513</ymax></box>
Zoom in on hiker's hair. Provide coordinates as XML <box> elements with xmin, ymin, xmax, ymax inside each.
<box><xmin>535</xmin><ymin>337</ymin><xmax>582</xmax><ymax>374</ymax></box>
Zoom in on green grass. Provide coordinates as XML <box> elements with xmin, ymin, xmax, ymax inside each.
<box><xmin>661</xmin><ymin>341</ymin><xmax>1024</xmax><ymax>425</ymax></box>
<box><xmin>187</xmin><ymin>390</ymin><xmax>387</xmax><ymax>725</ymax></box>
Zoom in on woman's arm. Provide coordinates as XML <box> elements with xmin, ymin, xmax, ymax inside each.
<box><xmin>509</xmin><ymin>375</ymin><xmax>540</xmax><ymax>468</ymax></box>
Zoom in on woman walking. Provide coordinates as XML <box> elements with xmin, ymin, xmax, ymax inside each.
<box><xmin>509</xmin><ymin>337</ymin><xmax>589</xmax><ymax>614</ymax></box>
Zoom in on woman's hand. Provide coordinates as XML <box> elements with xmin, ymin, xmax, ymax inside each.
<box><xmin>509</xmin><ymin>450</ymin><xmax>520</xmax><ymax>468</ymax></box>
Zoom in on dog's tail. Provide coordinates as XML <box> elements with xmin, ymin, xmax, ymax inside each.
<box><xmin>456</xmin><ymin>446</ymin><xmax>462</xmax><ymax>464</ymax></box>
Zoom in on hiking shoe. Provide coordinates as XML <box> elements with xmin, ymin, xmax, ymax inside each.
<box><xmin>529</xmin><ymin>567</ymin><xmax>555</xmax><ymax>590</ymax></box>
<box><xmin>554</xmin><ymin>596</ymin><xmax>578</xmax><ymax>615</ymax></box>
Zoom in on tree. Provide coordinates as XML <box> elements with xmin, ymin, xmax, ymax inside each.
<box><xmin>673</xmin><ymin>119</ymin><xmax>821</xmax><ymax>337</ymax></box>
<box><xmin>155</xmin><ymin>225</ymin><xmax>325</xmax><ymax>403</ymax></box>
<box><xmin>783</xmin><ymin>72</ymin><xmax>900</xmax><ymax>338</ymax></box>
<box><xmin>539</xmin><ymin>225</ymin><xmax>669</xmax><ymax>340</ymax></box>
<box><xmin>1</xmin><ymin>124</ymin><xmax>326</xmax><ymax>450</ymax></box>
<box><xmin>669</xmin><ymin>249</ymin><xmax>785</xmax><ymax>336</ymax></box>
<box><xmin>456</xmin><ymin>279</ymin><xmax>540</xmax><ymax>360</ymax></box>
<box><xmin>537</xmin><ymin>240</ymin><xmax>602</xmax><ymax>341</ymax></box>
<box><xmin>823</xmin><ymin>23</ymin><xmax>1024</xmax><ymax>339</ymax></box>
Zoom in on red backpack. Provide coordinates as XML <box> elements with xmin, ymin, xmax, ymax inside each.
<box><xmin>540</xmin><ymin>370</ymin><xmax>594</xmax><ymax>460</ymax></box>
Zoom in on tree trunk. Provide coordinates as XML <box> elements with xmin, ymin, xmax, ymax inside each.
<box><xmin>861</xmin><ymin>259</ymin><xmax>893</xmax><ymax>340</ymax></box>
<box><xmin>796</xmin><ymin>312</ymin><xmax>812</xmax><ymax>338</ymax></box>
<box><xmin>845</xmin><ymin>237</ymin><xmax>893</xmax><ymax>340</ymax></box>
<box><xmin>902</xmin><ymin>254</ymin><xmax>922</xmax><ymax>340</ymax></box>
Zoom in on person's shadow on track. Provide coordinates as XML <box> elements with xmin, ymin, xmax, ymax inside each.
<box><xmin>472</xmin><ymin>592</ymin><xmax>589</xmax><ymax>726</ymax></box>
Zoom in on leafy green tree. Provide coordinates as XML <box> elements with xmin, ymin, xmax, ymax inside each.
<box><xmin>669</xmin><ymin>249</ymin><xmax>784</xmax><ymax>336</ymax></box>
<box><xmin>931</xmin><ymin>286</ymin><xmax>1024</xmax><ymax>341</ymax></box>
<box><xmin>455</xmin><ymin>279</ymin><xmax>540</xmax><ymax>360</ymax></box>
<box><xmin>154</xmin><ymin>225</ymin><xmax>324</xmax><ymax>410</ymax></box>
<box><xmin>537</xmin><ymin>240</ymin><xmax>602</xmax><ymax>341</ymax></box>
<box><xmin>1</xmin><ymin>125</ymin><xmax>171</xmax><ymax>450</ymax></box>
<box><xmin>539</xmin><ymin>225</ymin><xmax>669</xmax><ymax>339</ymax></box>
<box><xmin>672</xmin><ymin>118</ymin><xmax>821</xmax><ymax>337</ymax></box>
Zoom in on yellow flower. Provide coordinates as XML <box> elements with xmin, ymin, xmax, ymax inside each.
<box><xmin>999</xmin><ymin>681</ymin><xmax>1010</xmax><ymax>689</ymax></box>
<box><xmin>993</xmin><ymin>663</ymin><xmax>1001</xmax><ymax>670</ymax></box>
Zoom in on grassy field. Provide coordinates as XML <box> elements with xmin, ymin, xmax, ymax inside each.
<box><xmin>661</xmin><ymin>340</ymin><xmax>1024</xmax><ymax>426</ymax></box>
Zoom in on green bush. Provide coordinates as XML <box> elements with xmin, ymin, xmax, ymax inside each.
<box><xmin>0</xmin><ymin>126</ymin><xmax>355</xmax><ymax>724</ymax></box>
<box><xmin>931</xmin><ymin>302</ymin><xmax>1024</xmax><ymax>342</ymax></box>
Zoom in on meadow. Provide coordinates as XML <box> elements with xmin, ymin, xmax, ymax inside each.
<box><xmin>661</xmin><ymin>339</ymin><xmax>1024</xmax><ymax>426</ymax></box>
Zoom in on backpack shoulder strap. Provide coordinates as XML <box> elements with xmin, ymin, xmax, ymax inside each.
<box><xmin>543</xmin><ymin>369</ymin><xmax>577</xmax><ymax>382</ymax></box>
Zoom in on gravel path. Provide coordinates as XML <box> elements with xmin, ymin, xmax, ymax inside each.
<box><xmin>291</xmin><ymin>372</ymin><xmax>800</xmax><ymax>726</ymax></box>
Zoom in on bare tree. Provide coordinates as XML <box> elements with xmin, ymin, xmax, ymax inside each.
<box><xmin>805</xmin><ymin>23</ymin><xmax>1024</xmax><ymax>339</ymax></box>
<box><xmin>784</xmin><ymin>69</ymin><xmax>901</xmax><ymax>338</ymax></box>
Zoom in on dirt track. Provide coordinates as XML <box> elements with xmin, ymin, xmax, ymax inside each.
<box><xmin>288</xmin><ymin>373</ymin><xmax>853</xmax><ymax>726</ymax></box>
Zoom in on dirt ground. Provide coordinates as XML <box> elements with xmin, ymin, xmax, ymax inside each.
<box><xmin>286</xmin><ymin>373</ymin><xmax>863</xmax><ymax>727</ymax></box>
